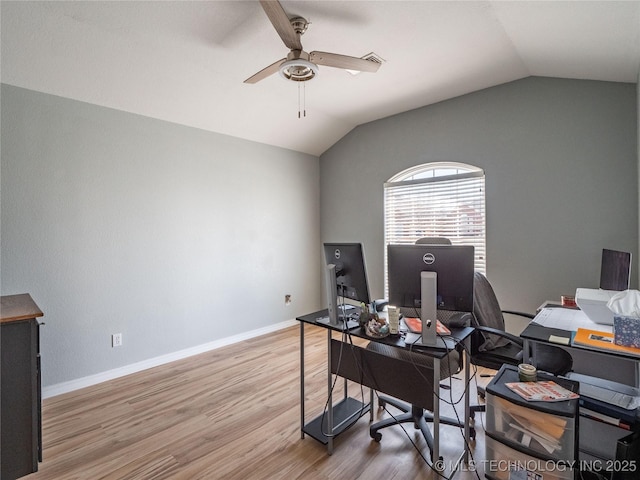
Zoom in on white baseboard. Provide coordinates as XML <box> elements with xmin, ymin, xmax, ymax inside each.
<box><xmin>42</xmin><ymin>319</ymin><xmax>298</xmax><ymax>399</ymax></box>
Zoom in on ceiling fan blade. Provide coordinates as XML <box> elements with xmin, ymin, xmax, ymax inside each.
<box><xmin>244</xmin><ymin>57</ymin><xmax>286</xmax><ymax>84</ymax></box>
<box><xmin>260</xmin><ymin>0</ymin><xmax>303</xmax><ymax>51</ymax></box>
<box><xmin>310</xmin><ymin>51</ymin><xmax>381</xmax><ymax>73</ymax></box>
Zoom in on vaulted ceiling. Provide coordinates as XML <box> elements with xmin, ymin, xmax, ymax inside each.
<box><xmin>2</xmin><ymin>1</ymin><xmax>639</xmax><ymax>156</ymax></box>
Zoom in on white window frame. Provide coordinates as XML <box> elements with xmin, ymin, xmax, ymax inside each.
<box><xmin>384</xmin><ymin>162</ymin><xmax>486</xmax><ymax>295</ymax></box>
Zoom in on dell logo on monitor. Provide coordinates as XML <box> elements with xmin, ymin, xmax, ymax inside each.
<box><xmin>334</xmin><ymin>249</ymin><xmax>341</xmax><ymax>259</ymax></box>
<box><xmin>423</xmin><ymin>253</ymin><xmax>435</xmax><ymax>265</ymax></box>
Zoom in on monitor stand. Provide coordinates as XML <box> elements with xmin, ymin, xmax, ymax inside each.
<box><xmin>316</xmin><ymin>314</ymin><xmax>360</xmax><ymax>330</ymax></box>
<box><xmin>403</xmin><ymin>272</ymin><xmax>455</xmax><ymax>350</ymax></box>
<box><xmin>404</xmin><ymin>332</ymin><xmax>456</xmax><ymax>350</ymax></box>
<box><xmin>319</xmin><ymin>264</ymin><xmax>360</xmax><ymax>330</ymax></box>
<box><xmin>316</xmin><ymin>304</ymin><xmax>360</xmax><ymax>329</ymax></box>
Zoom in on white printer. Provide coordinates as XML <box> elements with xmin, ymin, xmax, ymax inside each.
<box><xmin>575</xmin><ymin>288</ymin><xmax>618</xmax><ymax>325</ymax></box>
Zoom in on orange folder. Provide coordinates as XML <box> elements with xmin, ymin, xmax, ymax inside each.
<box><xmin>573</xmin><ymin>328</ymin><xmax>640</xmax><ymax>357</ymax></box>
<box><xmin>404</xmin><ymin>317</ymin><xmax>451</xmax><ymax>335</ymax></box>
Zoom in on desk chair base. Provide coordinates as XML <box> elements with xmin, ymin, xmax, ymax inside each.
<box><xmin>370</xmin><ymin>394</ymin><xmax>475</xmax><ymax>461</ymax></box>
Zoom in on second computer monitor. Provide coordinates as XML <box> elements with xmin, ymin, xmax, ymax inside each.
<box><xmin>323</xmin><ymin>243</ymin><xmax>371</xmax><ymax>305</ymax></box>
<box><xmin>600</xmin><ymin>248</ymin><xmax>632</xmax><ymax>291</ymax></box>
<box><xmin>387</xmin><ymin>244</ymin><xmax>475</xmax><ymax>313</ymax></box>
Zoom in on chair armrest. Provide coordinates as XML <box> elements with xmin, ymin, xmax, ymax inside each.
<box><xmin>501</xmin><ymin>310</ymin><xmax>535</xmax><ymax>320</ymax></box>
<box><xmin>473</xmin><ymin>325</ymin><xmax>524</xmax><ymax>348</ymax></box>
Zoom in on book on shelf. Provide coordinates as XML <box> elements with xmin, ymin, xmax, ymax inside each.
<box><xmin>404</xmin><ymin>317</ymin><xmax>451</xmax><ymax>335</ymax></box>
<box><xmin>573</xmin><ymin>328</ymin><xmax>640</xmax><ymax>357</ymax></box>
<box><xmin>505</xmin><ymin>380</ymin><xmax>579</xmax><ymax>402</ymax></box>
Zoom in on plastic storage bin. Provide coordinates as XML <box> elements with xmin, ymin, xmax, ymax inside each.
<box><xmin>485</xmin><ymin>365</ymin><xmax>580</xmax><ymax>463</ymax></box>
<box><xmin>485</xmin><ymin>435</ymin><xmax>575</xmax><ymax>480</ymax></box>
<box><xmin>486</xmin><ymin>391</ymin><xmax>576</xmax><ymax>461</ymax></box>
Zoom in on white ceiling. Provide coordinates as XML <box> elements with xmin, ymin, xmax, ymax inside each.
<box><xmin>2</xmin><ymin>1</ymin><xmax>639</xmax><ymax>156</ymax></box>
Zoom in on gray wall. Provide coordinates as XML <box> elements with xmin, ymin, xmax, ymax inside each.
<box><xmin>320</xmin><ymin>77</ymin><xmax>638</xmax><ymax>313</ymax></box>
<box><xmin>1</xmin><ymin>84</ymin><xmax>322</xmax><ymax>388</ymax></box>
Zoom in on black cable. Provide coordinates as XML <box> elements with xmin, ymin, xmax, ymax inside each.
<box><xmin>360</xmin><ymin>344</ymin><xmax>448</xmax><ymax>476</ymax></box>
<box><xmin>319</xmin><ymin>305</ymin><xmax>480</xmax><ymax>478</ymax></box>
<box><xmin>325</xmin><ymin>306</ymin><xmax>447</xmax><ymax>476</ymax></box>
<box><xmin>319</xmin><ymin>333</ymin><xmax>346</xmax><ymax>438</ymax></box>
<box><xmin>344</xmin><ymin>328</ymin><xmax>369</xmax><ymax>418</ymax></box>
<box><xmin>319</xmin><ymin>299</ymin><xmax>370</xmax><ymax>438</ymax></box>
<box><xmin>407</xmin><ymin>310</ymin><xmax>482</xmax><ymax>478</ymax></box>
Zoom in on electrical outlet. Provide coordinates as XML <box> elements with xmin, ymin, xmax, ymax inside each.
<box><xmin>112</xmin><ymin>333</ymin><xmax>123</xmax><ymax>347</ymax></box>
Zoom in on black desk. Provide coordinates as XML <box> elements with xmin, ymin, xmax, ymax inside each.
<box><xmin>521</xmin><ymin>307</ymin><xmax>640</xmax><ymax>370</ymax></box>
<box><xmin>521</xmin><ymin>307</ymin><xmax>640</xmax><ymax>469</ymax></box>
<box><xmin>296</xmin><ymin>309</ymin><xmax>473</xmax><ymax>470</ymax></box>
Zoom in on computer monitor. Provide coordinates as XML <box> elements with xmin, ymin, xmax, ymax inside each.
<box><xmin>600</xmin><ymin>248</ymin><xmax>632</xmax><ymax>291</ymax></box>
<box><xmin>323</xmin><ymin>243</ymin><xmax>371</xmax><ymax>305</ymax></box>
<box><xmin>321</xmin><ymin>243</ymin><xmax>371</xmax><ymax>329</ymax></box>
<box><xmin>388</xmin><ymin>244</ymin><xmax>474</xmax><ymax>312</ymax></box>
<box><xmin>387</xmin><ymin>244</ymin><xmax>474</xmax><ymax>347</ymax></box>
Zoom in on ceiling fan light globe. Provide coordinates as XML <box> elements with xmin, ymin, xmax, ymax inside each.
<box><xmin>278</xmin><ymin>59</ymin><xmax>319</xmax><ymax>82</ymax></box>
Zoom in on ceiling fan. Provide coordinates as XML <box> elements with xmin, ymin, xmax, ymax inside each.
<box><xmin>244</xmin><ymin>0</ymin><xmax>381</xmax><ymax>84</ymax></box>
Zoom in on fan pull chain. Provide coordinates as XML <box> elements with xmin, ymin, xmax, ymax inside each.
<box><xmin>297</xmin><ymin>83</ymin><xmax>307</xmax><ymax>119</ymax></box>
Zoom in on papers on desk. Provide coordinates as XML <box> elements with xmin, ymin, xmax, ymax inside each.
<box><xmin>532</xmin><ymin>307</ymin><xmax>612</xmax><ymax>334</ymax></box>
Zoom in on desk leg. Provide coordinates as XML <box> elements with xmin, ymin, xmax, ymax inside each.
<box><xmin>300</xmin><ymin>322</ymin><xmax>305</xmax><ymax>440</ymax></box>
<box><xmin>433</xmin><ymin>357</ymin><xmax>441</xmax><ymax>466</ymax></box>
<box><xmin>464</xmin><ymin>338</ymin><xmax>470</xmax><ymax>465</ymax></box>
<box><xmin>327</xmin><ymin>329</ymin><xmax>334</xmax><ymax>455</ymax></box>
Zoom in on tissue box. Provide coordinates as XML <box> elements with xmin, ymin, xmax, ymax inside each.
<box><xmin>614</xmin><ymin>315</ymin><xmax>640</xmax><ymax>348</ymax></box>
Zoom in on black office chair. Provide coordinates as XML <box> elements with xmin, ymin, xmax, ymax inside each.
<box><xmin>368</xmin><ymin>236</ymin><xmax>469</xmax><ymax>459</ymax></box>
<box><xmin>415</xmin><ymin>236</ymin><xmax>452</xmax><ymax>245</ymax></box>
<box><xmin>469</xmin><ymin>271</ymin><xmax>573</xmax><ymax>416</ymax></box>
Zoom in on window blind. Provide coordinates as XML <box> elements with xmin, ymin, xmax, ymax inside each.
<box><xmin>384</xmin><ymin>170</ymin><xmax>486</xmax><ymax>293</ymax></box>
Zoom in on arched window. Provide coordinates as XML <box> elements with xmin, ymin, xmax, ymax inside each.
<box><xmin>384</xmin><ymin>162</ymin><xmax>486</xmax><ymax>292</ymax></box>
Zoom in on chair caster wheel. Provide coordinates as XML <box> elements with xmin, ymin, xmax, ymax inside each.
<box><xmin>371</xmin><ymin>431</ymin><xmax>382</xmax><ymax>442</ymax></box>
<box><xmin>470</xmin><ymin>427</ymin><xmax>476</xmax><ymax>440</ymax></box>
<box><xmin>378</xmin><ymin>399</ymin><xmax>386</xmax><ymax>409</ymax></box>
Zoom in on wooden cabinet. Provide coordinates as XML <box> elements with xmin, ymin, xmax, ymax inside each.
<box><xmin>1</xmin><ymin>294</ymin><xmax>43</xmax><ymax>480</ymax></box>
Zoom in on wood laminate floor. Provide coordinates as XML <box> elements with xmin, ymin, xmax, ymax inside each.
<box><xmin>25</xmin><ymin>325</ymin><xmax>494</xmax><ymax>480</ymax></box>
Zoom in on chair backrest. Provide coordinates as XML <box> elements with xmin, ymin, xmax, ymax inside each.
<box><xmin>471</xmin><ymin>272</ymin><xmax>574</xmax><ymax>375</ymax></box>
<box><xmin>472</xmin><ymin>272</ymin><xmax>509</xmax><ymax>351</ymax></box>
<box><xmin>415</xmin><ymin>237</ymin><xmax>452</xmax><ymax>245</ymax></box>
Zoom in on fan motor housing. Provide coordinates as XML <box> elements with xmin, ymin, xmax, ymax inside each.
<box><xmin>289</xmin><ymin>17</ymin><xmax>309</xmax><ymax>35</ymax></box>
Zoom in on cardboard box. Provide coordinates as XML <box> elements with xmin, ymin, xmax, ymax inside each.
<box><xmin>613</xmin><ymin>315</ymin><xmax>640</xmax><ymax>348</ymax></box>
